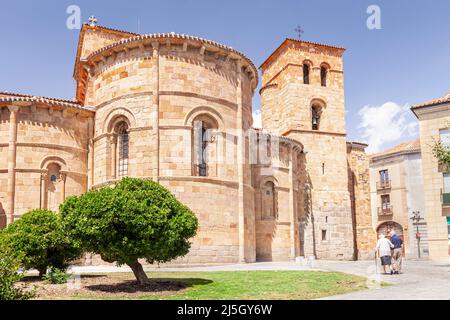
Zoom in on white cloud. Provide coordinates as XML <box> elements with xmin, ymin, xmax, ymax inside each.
<box><xmin>358</xmin><ymin>102</ymin><xmax>418</xmax><ymax>154</ymax></box>
<box><xmin>252</xmin><ymin>109</ymin><xmax>262</xmax><ymax>129</ymax></box>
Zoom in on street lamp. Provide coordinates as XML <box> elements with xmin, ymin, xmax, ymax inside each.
<box><xmin>410</xmin><ymin>211</ymin><xmax>423</xmax><ymax>259</ymax></box>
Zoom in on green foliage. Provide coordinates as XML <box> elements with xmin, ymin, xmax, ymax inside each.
<box><xmin>432</xmin><ymin>140</ymin><xmax>450</xmax><ymax>168</ymax></box>
<box><xmin>0</xmin><ymin>242</ymin><xmax>34</xmax><ymax>300</ymax></box>
<box><xmin>43</xmin><ymin>267</ymin><xmax>71</xmax><ymax>284</ymax></box>
<box><xmin>60</xmin><ymin>178</ymin><xmax>198</xmax><ymax>267</ymax></box>
<box><xmin>0</xmin><ymin>209</ymin><xmax>82</xmax><ymax>276</ymax></box>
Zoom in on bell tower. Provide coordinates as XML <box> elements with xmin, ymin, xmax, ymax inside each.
<box><xmin>259</xmin><ymin>39</ymin><xmax>355</xmax><ymax>260</ymax></box>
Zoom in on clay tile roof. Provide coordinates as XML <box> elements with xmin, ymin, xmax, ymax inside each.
<box><xmin>370</xmin><ymin>138</ymin><xmax>421</xmax><ymax>159</ymax></box>
<box><xmin>0</xmin><ymin>91</ymin><xmax>94</xmax><ymax>112</ymax></box>
<box><xmin>411</xmin><ymin>93</ymin><xmax>450</xmax><ymax>109</ymax></box>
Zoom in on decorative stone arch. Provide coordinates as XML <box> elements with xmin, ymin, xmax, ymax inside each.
<box><xmin>103</xmin><ymin>107</ymin><xmax>137</xmax><ymax>134</ymax></box>
<box><xmin>302</xmin><ymin>59</ymin><xmax>314</xmax><ymax>68</ymax></box>
<box><xmin>320</xmin><ymin>62</ymin><xmax>331</xmax><ymax>70</ymax></box>
<box><xmin>302</xmin><ymin>59</ymin><xmax>313</xmax><ymax>85</ymax></box>
<box><xmin>319</xmin><ymin>62</ymin><xmax>331</xmax><ymax>87</ymax></box>
<box><xmin>260</xmin><ymin>176</ymin><xmax>279</xmax><ymax>189</ymax></box>
<box><xmin>376</xmin><ymin>221</ymin><xmax>404</xmax><ymax>236</ymax></box>
<box><xmin>309</xmin><ymin>97</ymin><xmax>328</xmax><ymax>108</ymax></box>
<box><xmin>184</xmin><ymin>106</ymin><xmax>224</xmax><ymax>131</ymax></box>
<box><xmin>309</xmin><ymin>98</ymin><xmax>327</xmax><ymax>131</ymax></box>
<box><xmin>40</xmin><ymin>156</ymin><xmax>67</xmax><ymax>171</ymax></box>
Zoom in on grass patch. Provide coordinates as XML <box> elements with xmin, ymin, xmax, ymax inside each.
<box><xmin>27</xmin><ymin>271</ymin><xmax>368</xmax><ymax>300</ymax></box>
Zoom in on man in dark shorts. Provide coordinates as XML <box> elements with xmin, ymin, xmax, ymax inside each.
<box><xmin>390</xmin><ymin>231</ymin><xmax>403</xmax><ymax>274</ymax></box>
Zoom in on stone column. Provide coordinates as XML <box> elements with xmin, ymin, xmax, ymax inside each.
<box><xmin>152</xmin><ymin>42</ymin><xmax>160</xmax><ymax>182</ymax></box>
<box><xmin>288</xmin><ymin>148</ymin><xmax>297</xmax><ymax>260</ymax></box>
<box><xmin>110</xmin><ymin>135</ymin><xmax>117</xmax><ymax>180</ymax></box>
<box><xmin>236</xmin><ymin>61</ymin><xmax>246</xmax><ymax>263</ymax></box>
<box><xmin>87</xmin><ymin>117</ymin><xmax>95</xmax><ymax>188</ymax></box>
<box><xmin>7</xmin><ymin>106</ymin><xmax>19</xmax><ymax>225</ymax></box>
<box><xmin>60</xmin><ymin>172</ymin><xmax>67</xmax><ymax>205</ymax></box>
<box><xmin>40</xmin><ymin>172</ymin><xmax>48</xmax><ymax>209</ymax></box>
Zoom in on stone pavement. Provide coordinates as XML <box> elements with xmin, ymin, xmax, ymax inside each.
<box><xmin>315</xmin><ymin>259</ymin><xmax>450</xmax><ymax>300</ymax></box>
<box><xmin>67</xmin><ymin>258</ymin><xmax>450</xmax><ymax>300</ymax></box>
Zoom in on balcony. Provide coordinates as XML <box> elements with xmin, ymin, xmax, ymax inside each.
<box><xmin>378</xmin><ymin>205</ymin><xmax>393</xmax><ymax>216</ymax></box>
<box><xmin>442</xmin><ymin>193</ymin><xmax>450</xmax><ymax>207</ymax></box>
<box><xmin>377</xmin><ymin>180</ymin><xmax>391</xmax><ymax>191</ymax></box>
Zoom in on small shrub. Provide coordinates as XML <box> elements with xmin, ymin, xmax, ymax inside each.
<box><xmin>0</xmin><ymin>243</ymin><xmax>34</xmax><ymax>300</ymax></box>
<box><xmin>1</xmin><ymin>209</ymin><xmax>82</xmax><ymax>278</ymax></box>
<box><xmin>43</xmin><ymin>267</ymin><xmax>71</xmax><ymax>284</ymax></box>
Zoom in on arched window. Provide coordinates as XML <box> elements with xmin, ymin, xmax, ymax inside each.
<box><xmin>320</xmin><ymin>65</ymin><xmax>328</xmax><ymax>87</ymax></box>
<box><xmin>262</xmin><ymin>181</ymin><xmax>276</xmax><ymax>219</ymax></box>
<box><xmin>116</xmin><ymin>122</ymin><xmax>129</xmax><ymax>178</ymax></box>
<box><xmin>311</xmin><ymin>105</ymin><xmax>322</xmax><ymax>131</ymax></box>
<box><xmin>45</xmin><ymin>163</ymin><xmax>63</xmax><ymax>212</ymax></box>
<box><xmin>303</xmin><ymin>63</ymin><xmax>310</xmax><ymax>85</ymax></box>
<box><xmin>193</xmin><ymin>115</ymin><xmax>218</xmax><ymax>177</ymax></box>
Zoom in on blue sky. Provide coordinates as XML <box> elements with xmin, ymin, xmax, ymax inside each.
<box><xmin>1</xmin><ymin>0</ymin><xmax>449</xmax><ymax>153</ymax></box>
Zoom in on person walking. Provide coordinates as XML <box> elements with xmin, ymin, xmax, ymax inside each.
<box><xmin>390</xmin><ymin>231</ymin><xmax>403</xmax><ymax>274</ymax></box>
<box><xmin>376</xmin><ymin>234</ymin><xmax>394</xmax><ymax>275</ymax></box>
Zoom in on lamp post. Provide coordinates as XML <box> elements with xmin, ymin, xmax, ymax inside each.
<box><xmin>410</xmin><ymin>211</ymin><xmax>423</xmax><ymax>259</ymax></box>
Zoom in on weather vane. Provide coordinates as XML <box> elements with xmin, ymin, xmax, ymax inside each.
<box><xmin>295</xmin><ymin>25</ymin><xmax>304</xmax><ymax>39</ymax></box>
<box><xmin>88</xmin><ymin>15</ymin><xmax>98</xmax><ymax>27</ymax></box>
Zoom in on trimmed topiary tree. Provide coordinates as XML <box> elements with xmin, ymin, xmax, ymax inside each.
<box><xmin>60</xmin><ymin>178</ymin><xmax>198</xmax><ymax>284</ymax></box>
<box><xmin>0</xmin><ymin>209</ymin><xmax>82</xmax><ymax>277</ymax></box>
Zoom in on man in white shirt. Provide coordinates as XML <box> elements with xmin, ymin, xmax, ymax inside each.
<box><xmin>376</xmin><ymin>234</ymin><xmax>394</xmax><ymax>275</ymax></box>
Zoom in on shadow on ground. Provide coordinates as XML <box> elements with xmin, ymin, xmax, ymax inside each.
<box><xmin>86</xmin><ymin>278</ymin><xmax>212</xmax><ymax>293</ymax></box>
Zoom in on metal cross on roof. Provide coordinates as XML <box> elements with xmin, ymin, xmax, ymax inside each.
<box><xmin>89</xmin><ymin>16</ymin><xmax>98</xmax><ymax>27</ymax></box>
<box><xmin>295</xmin><ymin>25</ymin><xmax>304</xmax><ymax>39</ymax></box>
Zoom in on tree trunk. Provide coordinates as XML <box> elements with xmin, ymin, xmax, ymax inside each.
<box><xmin>127</xmin><ymin>260</ymin><xmax>150</xmax><ymax>284</ymax></box>
<box><xmin>38</xmin><ymin>267</ymin><xmax>47</xmax><ymax>278</ymax></box>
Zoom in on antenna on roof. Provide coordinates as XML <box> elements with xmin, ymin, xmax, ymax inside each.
<box><xmin>88</xmin><ymin>16</ymin><xmax>98</xmax><ymax>27</ymax></box>
<box><xmin>295</xmin><ymin>25</ymin><xmax>304</xmax><ymax>39</ymax></box>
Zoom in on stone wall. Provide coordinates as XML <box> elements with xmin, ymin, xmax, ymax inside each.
<box><xmin>348</xmin><ymin>142</ymin><xmax>376</xmax><ymax>260</ymax></box>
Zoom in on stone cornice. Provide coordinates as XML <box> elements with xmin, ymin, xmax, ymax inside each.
<box><xmin>411</xmin><ymin>101</ymin><xmax>450</xmax><ymax>119</ymax></box>
<box><xmin>159</xmin><ymin>176</ymin><xmax>239</xmax><ymax>189</ymax></box>
<box><xmin>0</xmin><ymin>168</ymin><xmax>87</xmax><ymax>177</ymax></box>
<box><xmin>370</xmin><ymin>149</ymin><xmax>420</xmax><ymax>163</ymax></box>
<box><xmin>0</xmin><ymin>92</ymin><xmax>94</xmax><ymax>114</ymax></box>
<box><xmin>83</xmin><ymin>32</ymin><xmax>258</xmax><ymax>89</ymax></box>
<box><xmin>259</xmin><ymin>83</ymin><xmax>278</xmax><ymax>95</ymax></box>
<box><xmin>260</xmin><ymin>38</ymin><xmax>346</xmax><ymax>71</ymax></box>
<box><xmin>255</xmin><ymin>130</ymin><xmax>304</xmax><ymax>154</ymax></box>
<box><xmin>282</xmin><ymin>128</ymin><xmax>346</xmax><ymax>138</ymax></box>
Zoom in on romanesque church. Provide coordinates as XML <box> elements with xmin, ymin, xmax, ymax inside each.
<box><xmin>0</xmin><ymin>22</ymin><xmax>375</xmax><ymax>264</ymax></box>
